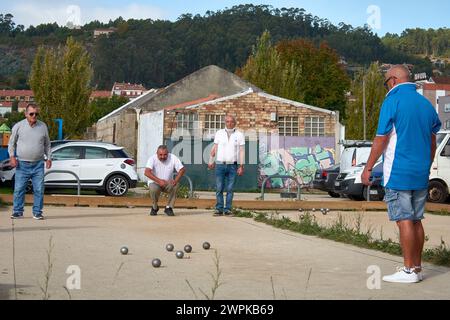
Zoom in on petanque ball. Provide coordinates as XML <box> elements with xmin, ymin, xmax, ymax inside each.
<box><xmin>120</xmin><ymin>247</ymin><xmax>129</xmax><ymax>255</ymax></box>
<box><xmin>152</xmin><ymin>259</ymin><xmax>162</xmax><ymax>268</ymax></box>
<box><xmin>202</xmin><ymin>242</ymin><xmax>211</xmax><ymax>250</ymax></box>
<box><xmin>176</xmin><ymin>251</ymin><xmax>184</xmax><ymax>259</ymax></box>
<box><xmin>166</xmin><ymin>244</ymin><xmax>174</xmax><ymax>252</ymax></box>
<box><xmin>184</xmin><ymin>245</ymin><xmax>192</xmax><ymax>253</ymax></box>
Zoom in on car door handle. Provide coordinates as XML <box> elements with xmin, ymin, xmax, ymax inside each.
<box><xmin>106</xmin><ymin>164</ymin><xmax>114</xmax><ymax>167</ymax></box>
<box><xmin>71</xmin><ymin>165</ymin><xmax>80</xmax><ymax>167</ymax></box>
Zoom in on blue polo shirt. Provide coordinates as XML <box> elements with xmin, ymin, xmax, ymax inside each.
<box><xmin>376</xmin><ymin>83</ymin><xmax>441</xmax><ymax>190</ymax></box>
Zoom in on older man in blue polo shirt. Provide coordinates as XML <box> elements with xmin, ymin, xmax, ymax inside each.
<box><xmin>362</xmin><ymin>65</ymin><xmax>441</xmax><ymax>283</ymax></box>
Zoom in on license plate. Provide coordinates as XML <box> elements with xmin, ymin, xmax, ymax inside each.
<box><xmin>370</xmin><ymin>190</ymin><xmax>378</xmax><ymax>195</ymax></box>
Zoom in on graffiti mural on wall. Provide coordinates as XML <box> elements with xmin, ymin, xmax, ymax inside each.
<box><xmin>259</xmin><ymin>136</ymin><xmax>335</xmax><ymax>188</ymax></box>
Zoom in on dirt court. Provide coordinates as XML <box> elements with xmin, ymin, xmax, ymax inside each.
<box><xmin>1</xmin><ymin>205</ymin><xmax>450</xmax><ymax>300</ymax></box>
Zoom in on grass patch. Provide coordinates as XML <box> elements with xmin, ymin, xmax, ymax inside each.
<box><xmin>233</xmin><ymin>209</ymin><xmax>450</xmax><ymax>267</ymax></box>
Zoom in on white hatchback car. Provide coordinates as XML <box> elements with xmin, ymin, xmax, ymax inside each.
<box><xmin>1</xmin><ymin>141</ymin><xmax>138</xmax><ymax>197</ymax></box>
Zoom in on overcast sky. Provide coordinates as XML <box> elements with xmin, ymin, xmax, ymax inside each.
<box><xmin>1</xmin><ymin>0</ymin><xmax>449</xmax><ymax>36</ymax></box>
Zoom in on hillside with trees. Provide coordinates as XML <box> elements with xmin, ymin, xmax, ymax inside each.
<box><xmin>1</xmin><ymin>5</ymin><xmax>444</xmax><ymax>91</ymax></box>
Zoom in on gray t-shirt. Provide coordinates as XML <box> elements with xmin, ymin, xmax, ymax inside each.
<box><xmin>8</xmin><ymin>119</ymin><xmax>51</xmax><ymax>162</ymax></box>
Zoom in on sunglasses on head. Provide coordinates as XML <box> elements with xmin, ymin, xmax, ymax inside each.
<box><xmin>28</xmin><ymin>112</ymin><xmax>39</xmax><ymax>117</ymax></box>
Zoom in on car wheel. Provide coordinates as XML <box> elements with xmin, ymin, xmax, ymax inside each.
<box><xmin>362</xmin><ymin>186</ymin><xmax>384</xmax><ymax>201</ymax></box>
<box><xmin>328</xmin><ymin>191</ymin><xmax>341</xmax><ymax>198</ymax></box>
<box><xmin>105</xmin><ymin>175</ymin><xmax>129</xmax><ymax>197</ymax></box>
<box><xmin>348</xmin><ymin>194</ymin><xmax>364</xmax><ymax>201</ymax></box>
<box><xmin>428</xmin><ymin>181</ymin><xmax>448</xmax><ymax>203</ymax></box>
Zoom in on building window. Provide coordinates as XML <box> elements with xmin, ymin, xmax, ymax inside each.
<box><xmin>445</xmin><ymin>104</ymin><xmax>450</xmax><ymax>113</ymax></box>
<box><xmin>305</xmin><ymin>117</ymin><xmax>325</xmax><ymax>137</ymax></box>
<box><xmin>204</xmin><ymin>114</ymin><xmax>225</xmax><ymax>135</ymax></box>
<box><xmin>176</xmin><ymin>113</ymin><xmax>198</xmax><ymax>136</ymax></box>
<box><xmin>278</xmin><ymin>116</ymin><xmax>299</xmax><ymax>136</ymax></box>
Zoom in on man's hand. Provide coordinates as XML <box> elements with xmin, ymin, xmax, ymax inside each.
<box><xmin>361</xmin><ymin>168</ymin><xmax>372</xmax><ymax>186</ymax></box>
<box><xmin>46</xmin><ymin>160</ymin><xmax>52</xmax><ymax>170</ymax></box>
<box><xmin>237</xmin><ymin>166</ymin><xmax>244</xmax><ymax>176</ymax></box>
<box><xmin>208</xmin><ymin>163</ymin><xmax>215</xmax><ymax>170</ymax></box>
<box><xmin>10</xmin><ymin>157</ymin><xmax>18</xmax><ymax>168</ymax></box>
<box><xmin>170</xmin><ymin>180</ymin><xmax>178</xmax><ymax>187</ymax></box>
<box><xmin>158</xmin><ymin>180</ymin><xmax>168</xmax><ymax>188</ymax></box>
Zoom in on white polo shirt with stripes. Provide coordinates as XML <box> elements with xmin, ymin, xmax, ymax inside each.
<box><xmin>146</xmin><ymin>153</ymin><xmax>184</xmax><ymax>185</ymax></box>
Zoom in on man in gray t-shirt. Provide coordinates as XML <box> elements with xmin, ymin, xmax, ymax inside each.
<box><xmin>8</xmin><ymin>104</ymin><xmax>52</xmax><ymax>220</ymax></box>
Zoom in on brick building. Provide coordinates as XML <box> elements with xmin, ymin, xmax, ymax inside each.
<box><xmin>96</xmin><ymin>65</ymin><xmax>343</xmax><ymax>191</ymax></box>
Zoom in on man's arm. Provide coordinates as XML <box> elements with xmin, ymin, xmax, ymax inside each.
<box><xmin>144</xmin><ymin>168</ymin><xmax>167</xmax><ymax>187</ymax></box>
<box><xmin>361</xmin><ymin>135</ymin><xmax>390</xmax><ymax>186</ymax></box>
<box><xmin>173</xmin><ymin>167</ymin><xmax>186</xmax><ymax>185</ymax></box>
<box><xmin>44</xmin><ymin>127</ymin><xmax>52</xmax><ymax>169</ymax></box>
<box><xmin>208</xmin><ymin>144</ymin><xmax>218</xmax><ymax>169</ymax></box>
<box><xmin>431</xmin><ymin>134</ymin><xmax>437</xmax><ymax>164</ymax></box>
<box><xmin>8</xmin><ymin>124</ymin><xmax>19</xmax><ymax>168</ymax></box>
<box><xmin>237</xmin><ymin>145</ymin><xmax>245</xmax><ymax>176</ymax></box>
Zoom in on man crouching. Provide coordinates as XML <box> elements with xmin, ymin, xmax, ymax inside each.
<box><xmin>145</xmin><ymin>145</ymin><xmax>186</xmax><ymax>216</ymax></box>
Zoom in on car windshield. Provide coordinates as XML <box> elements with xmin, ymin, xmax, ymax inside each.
<box><xmin>437</xmin><ymin>133</ymin><xmax>447</xmax><ymax>148</ymax></box>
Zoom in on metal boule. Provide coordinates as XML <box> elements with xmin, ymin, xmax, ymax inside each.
<box><xmin>152</xmin><ymin>259</ymin><xmax>162</xmax><ymax>268</ymax></box>
<box><xmin>176</xmin><ymin>251</ymin><xmax>184</xmax><ymax>259</ymax></box>
<box><xmin>202</xmin><ymin>242</ymin><xmax>211</xmax><ymax>250</ymax></box>
<box><xmin>166</xmin><ymin>244</ymin><xmax>174</xmax><ymax>252</ymax></box>
<box><xmin>120</xmin><ymin>247</ymin><xmax>129</xmax><ymax>255</ymax></box>
<box><xmin>184</xmin><ymin>245</ymin><xmax>192</xmax><ymax>253</ymax></box>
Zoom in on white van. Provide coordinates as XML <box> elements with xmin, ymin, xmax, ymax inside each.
<box><xmin>429</xmin><ymin>130</ymin><xmax>450</xmax><ymax>203</ymax></box>
<box><xmin>339</xmin><ymin>141</ymin><xmax>372</xmax><ymax>173</ymax></box>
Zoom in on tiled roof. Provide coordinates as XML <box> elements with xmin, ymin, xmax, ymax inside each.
<box><xmin>0</xmin><ymin>90</ymin><xmax>34</xmax><ymax>97</ymax></box>
<box><xmin>423</xmin><ymin>83</ymin><xmax>450</xmax><ymax>91</ymax></box>
<box><xmin>90</xmin><ymin>91</ymin><xmax>111</xmax><ymax>98</ymax></box>
<box><xmin>164</xmin><ymin>94</ymin><xmax>221</xmax><ymax>111</ymax></box>
<box><xmin>113</xmin><ymin>82</ymin><xmax>147</xmax><ymax>91</ymax></box>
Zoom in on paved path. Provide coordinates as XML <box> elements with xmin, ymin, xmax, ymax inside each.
<box><xmin>1</xmin><ymin>206</ymin><xmax>450</xmax><ymax>300</ymax></box>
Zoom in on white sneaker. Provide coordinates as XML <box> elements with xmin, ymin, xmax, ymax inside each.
<box><xmin>382</xmin><ymin>267</ymin><xmax>420</xmax><ymax>283</ymax></box>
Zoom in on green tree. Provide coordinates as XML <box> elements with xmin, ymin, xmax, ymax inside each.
<box><xmin>4</xmin><ymin>111</ymin><xmax>25</xmax><ymax>128</ymax></box>
<box><xmin>12</xmin><ymin>99</ymin><xmax>18</xmax><ymax>113</ymax></box>
<box><xmin>89</xmin><ymin>95</ymin><xmax>128</xmax><ymax>124</ymax></box>
<box><xmin>345</xmin><ymin>62</ymin><xmax>386</xmax><ymax>140</ymax></box>
<box><xmin>29</xmin><ymin>37</ymin><xmax>93</xmax><ymax>139</ymax></box>
<box><xmin>239</xmin><ymin>31</ymin><xmax>304</xmax><ymax>102</ymax></box>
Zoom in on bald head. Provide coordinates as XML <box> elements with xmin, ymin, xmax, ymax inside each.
<box><xmin>386</xmin><ymin>65</ymin><xmax>411</xmax><ymax>82</ymax></box>
<box><xmin>384</xmin><ymin>65</ymin><xmax>411</xmax><ymax>91</ymax></box>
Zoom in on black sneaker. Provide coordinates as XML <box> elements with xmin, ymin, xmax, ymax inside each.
<box><xmin>164</xmin><ymin>207</ymin><xmax>175</xmax><ymax>216</ymax></box>
<box><xmin>33</xmin><ymin>215</ymin><xmax>44</xmax><ymax>220</ymax></box>
<box><xmin>213</xmin><ymin>210</ymin><xmax>223</xmax><ymax>216</ymax></box>
<box><xmin>11</xmin><ymin>213</ymin><xmax>23</xmax><ymax>219</ymax></box>
<box><xmin>150</xmin><ymin>207</ymin><xmax>159</xmax><ymax>216</ymax></box>
<box><xmin>224</xmin><ymin>211</ymin><xmax>233</xmax><ymax>216</ymax></box>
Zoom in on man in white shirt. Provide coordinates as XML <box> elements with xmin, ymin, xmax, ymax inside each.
<box><xmin>145</xmin><ymin>145</ymin><xmax>186</xmax><ymax>216</ymax></box>
<box><xmin>208</xmin><ymin>115</ymin><xmax>245</xmax><ymax>216</ymax></box>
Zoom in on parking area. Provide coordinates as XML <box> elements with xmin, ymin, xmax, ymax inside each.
<box><xmin>1</xmin><ymin>204</ymin><xmax>450</xmax><ymax>300</ymax></box>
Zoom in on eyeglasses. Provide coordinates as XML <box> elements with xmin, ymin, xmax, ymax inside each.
<box><xmin>384</xmin><ymin>76</ymin><xmax>396</xmax><ymax>90</ymax></box>
<box><xmin>28</xmin><ymin>113</ymin><xmax>39</xmax><ymax>117</ymax></box>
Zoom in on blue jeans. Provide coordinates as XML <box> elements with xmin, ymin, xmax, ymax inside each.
<box><xmin>384</xmin><ymin>188</ymin><xmax>428</xmax><ymax>222</ymax></box>
<box><xmin>13</xmin><ymin>160</ymin><xmax>45</xmax><ymax>216</ymax></box>
<box><xmin>215</xmin><ymin>164</ymin><xmax>238</xmax><ymax>212</ymax></box>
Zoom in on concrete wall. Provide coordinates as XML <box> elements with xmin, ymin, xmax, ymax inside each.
<box><xmin>96</xmin><ymin>110</ymin><xmax>138</xmax><ymax>158</ymax></box>
<box><xmin>137</xmin><ymin>111</ymin><xmax>164</xmax><ymax>181</ymax></box>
